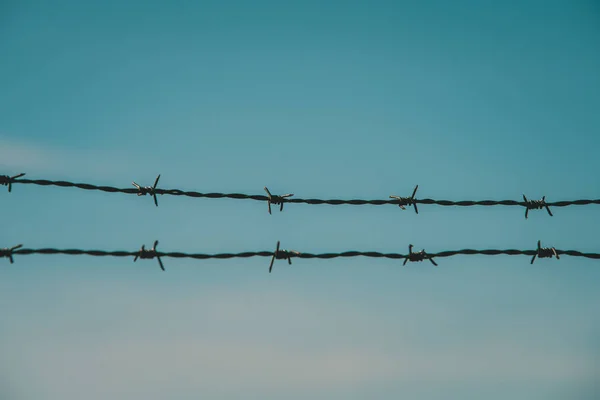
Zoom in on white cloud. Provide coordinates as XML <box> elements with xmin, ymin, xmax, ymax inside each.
<box><xmin>0</xmin><ymin>135</ymin><xmax>140</xmax><ymax>178</ymax></box>
<box><xmin>2</xmin><ymin>283</ymin><xmax>596</xmax><ymax>400</ymax></box>
<box><xmin>0</xmin><ymin>137</ymin><xmax>56</xmax><ymax>171</ymax></box>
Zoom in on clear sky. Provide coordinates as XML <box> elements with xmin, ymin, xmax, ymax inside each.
<box><xmin>1</xmin><ymin>1</ymin><xmax>600</xmax><ymax>399</ymax></box>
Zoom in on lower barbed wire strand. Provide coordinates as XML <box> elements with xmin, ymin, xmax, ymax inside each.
<box><xmin>433</xmin><ymin>249</ymin><xmax>535</xmax><ymax>257</ymax></box>
<box><xmin>9</xmin><ymin>248</ymin><xmax>600</xmax><ymax>261</ymax></box>
<box><xmin>163</xmin><ymin>252</ymin><xmax>272</xmax><ymax>259</ymax></box>
<box><xmin>548</xmin><ymin>200</ymin><xmax>600</xmax><ymax>207</ymax></box>
<box><xmin>556</xmin><ymin>250</ymin><xmax>600</xmax><ymax>259</ymax></box>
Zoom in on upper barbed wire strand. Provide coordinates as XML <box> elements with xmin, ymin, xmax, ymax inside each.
<box><xmin>7</xmin><ymin>176</ymin><xmax>600</xmax><ymax>208</ymax></box>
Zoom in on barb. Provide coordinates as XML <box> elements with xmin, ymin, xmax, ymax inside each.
<box><xmin>133</xmin><ymin>240</ymin><xmax>164</xmax><ymax>270</ymax></box>
<box><xmin>269</xmin><ymin>241</ymin><xmax>301</xmax><ymax>273</ymax></box>
<box><xmin>402</xmin><ymin>244</ymin><xmax>438</xmax><ymax>266</ymax></box>
<box><xmin>390</xmin><ymin>185</ymin><xmax>419</xmax><ymax>214</ymax></box>
<box><xmin>132</xmin><ymin>175</ymin><xmax>161</xmax><ymax>207</ymax></box>
<box><xmin>6</xmin><ymin>244</ymin><xmax>600</xmax><ymax>268</ymax></box>
<box><xmin>6</xmin><ymin>174</ymin><xmax>600</xmax><ymax>213</ymax></box>
<box><xmin>264</xmin><ymin>187</ymin><xmax>294</xmax><ymax>214</ymax></box>
<box><xmin>0</xmin><ymin>173</ymin><xmax>26</xmax><ymax>193</ymax></box>
<box><xmin>1</xmin><ymin>244</ymin><xmax>23</xmax><ymax>264</ymax></box>
<box><xmin>530</xmin><ymin>240</ymin><xmax>559</xmax><ymax>264</ymax></box>
<box><xmin>523</xmin><ymin>195</ymin><xmax>553</xmax><ymax>219</ymax></box>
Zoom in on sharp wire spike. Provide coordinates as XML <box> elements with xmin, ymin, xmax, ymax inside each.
<box><xmin>390</xmin><ymin>185</ymin><xmax>419</xmax><ymax>214</ymax></box>
<box><xmin>404</xmin><ymin>244</ymin><xmax>437</xmax><ymax>266</ymax></box>
<box><xmin>523</xmin><ymin>194</ymin><xmax>552</xmax><ymax>219</ymax></box>
<box><xmin>152</xmin><ymin>175</ymin><xmax>160</xmax><ymax>207</ymax></box>
<box><xmin>264</xmin><ymin>187</ymin><xmax>272</xmax><ymax>214</ymax></box>
<box><xmin>1</xmin><ymin>173</ymin><xmax>26</xmax><ymax>193</ymax></box>
<box><xmin>413</xmin><ymin>186</ymin><xmax>419</xmax><ymax>214</ymax></box>
<box><xmin>531</xmin><ymin>240</ymin><xmax>559</xmax><ymax>264</ymax></box>
<box><xmin>132</xmin><ymin>175</ymin><xmax>161</xmax><ymax>206</ymax></box>
<box><xmin>268</xmin><ymin>241</ymin><xmax>300</xmax><ymax>272</ymax></box>
<box><xmin>263</xmin><ymin>187</ymin><xmax>293</xmax><ymax>214</ymax></box>
<box><xmin>269</xmin><ymin>241</ymin><xmax>280</xmax><ymax>273</ymax></box>
<box><xmin>1</xmin><ymin>244</ymin><xmax>23</xmax><ymax>264</ymax></box>
<box><xmin>403</xmin><ymin>244</ymin><xmax>413</xmax><ymax>265</ymax></box>
<box><xmin>134</xmin><ymin>241</ymin><xmax>164</xmax><ymax>270</ymax></box>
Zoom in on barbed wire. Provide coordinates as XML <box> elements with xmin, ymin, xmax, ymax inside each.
<box><xmin>3</xmin><ymin>173</ymin><xmax>600</xmax><ymax>217</ymax></box>
<box><xmin>2</xmin><ymin>241</ymin><xmax>598</xmax><ymax>271</ymax></box>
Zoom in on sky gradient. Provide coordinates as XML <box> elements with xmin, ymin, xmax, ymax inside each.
<box><xmin>1</xmin><ymin>1</ymin><xmax>600</xmax><ymax>399</ymax></box>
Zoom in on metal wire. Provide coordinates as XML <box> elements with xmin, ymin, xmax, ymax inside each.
<box><xmin>5</xmin><ymin>174</ymin><xmax>600</xmax><ymax>214</ymax></box>
<box><xmin>5</xmin><ymin>245</ymin><xmax>600</xmax><ymax>266</ymax></box>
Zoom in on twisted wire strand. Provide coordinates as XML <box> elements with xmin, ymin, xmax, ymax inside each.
<box><xmin>10</xmin><ymin>178</ymin><xmax>600</xmax><ymax>208</ymax></box>
<box><xmin>11</xmin><ymin>247</ymin><xmax>600</xmax><ymax>261</ymax></box>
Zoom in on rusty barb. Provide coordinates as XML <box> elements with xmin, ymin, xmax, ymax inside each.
<box><xmin>0</xmin><ymin>173</ymin><xmax>26</xmax><ymax>193</ymax></box>
<box><xmin>269</xmin><ymin>241</ymin><xmax>301</xmax><ymax>273</ymax></box>
<box><xmin>390</xmin><ymin>185</ymin><xmax>419</xmax><ymax>214</ymax></box>
<box><xmin>403</xmin><ymin>244</ymin><xmax>438</xmax><ymax>266</ymax></box>
<box><xmin>134</xmin><ymin>240</ymin><xmax>164</xmax><ymax>271</ymax></box>
<box><xmin>132</xmin><ymin>175</ymin><xmax>161</xmax><ymax>207</ymax></box>
<box><xmin>523</xmin><ymin>195</ymin><xmax>552</xmax><ymax>219</ymax></box>
<box><xmin>264</xmin><ymin>187</ymin><xmax>294</xmax><ymax>214</ymax></box>
<box><xmin>0</xmin><ymin>244</ymin><xmax>23</xmax><ymax>264</ymax></box>
<box><xmin>530</xmin><ymin>240</ymin><xmax>560</xmax><ymax>264</ymax></box>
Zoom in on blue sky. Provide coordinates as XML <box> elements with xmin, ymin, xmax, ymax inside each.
<box><xmin>1</xmin><ymin>0</ymin><xmax>600</xmax><ymax>399</ymax></box>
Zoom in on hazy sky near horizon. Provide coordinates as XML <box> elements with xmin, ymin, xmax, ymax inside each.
<box><xmin>1</xmin><ymin>1</ymin><xmax>600</xmax><ymax>399</ymax></box>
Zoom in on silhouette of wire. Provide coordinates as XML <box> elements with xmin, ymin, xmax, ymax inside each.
<box><xmin>7</xmin><ymin>246</ymin><xmax>600</xmax><ymax>263</ymax></box>
<box><xmin>6</xmin><ymin>175</ymin><xmax>600</xmax><ymax>211</ymax></box>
